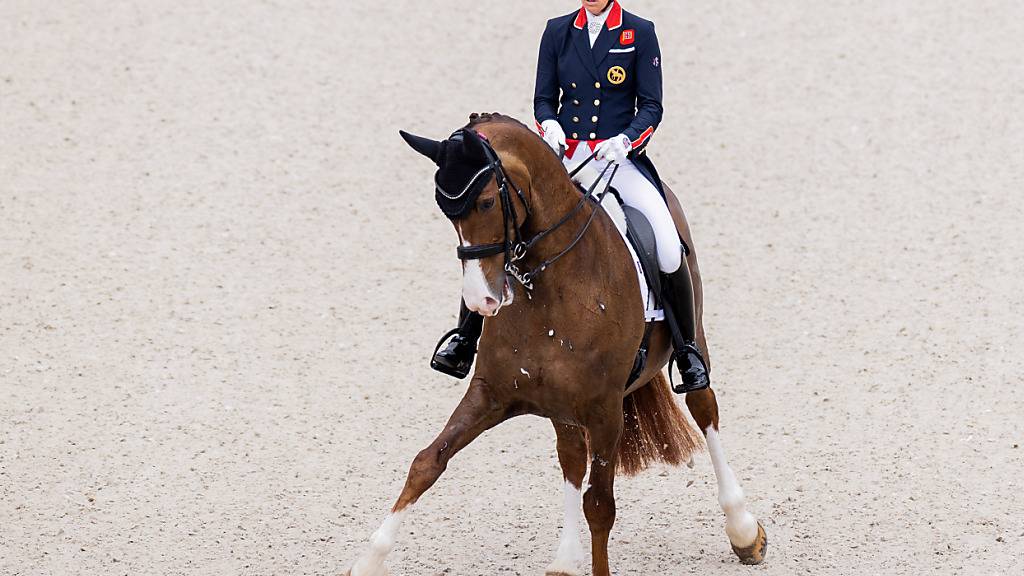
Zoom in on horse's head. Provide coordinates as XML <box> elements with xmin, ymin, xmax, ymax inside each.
<box><xmin>400</xmin><ymin>126</ymin><xmax>529</xmax><ymax>317</ymax></box>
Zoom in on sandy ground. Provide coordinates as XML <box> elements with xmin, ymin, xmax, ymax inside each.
<box><xmin>2</xmin><ymin>1</ymin><xmax>1023</xmax><ymax>574</ymax></box>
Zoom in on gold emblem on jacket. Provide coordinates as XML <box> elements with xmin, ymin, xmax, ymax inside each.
<box><xmin>607</xmin><ymin>66</ymin><xmax>626</xmax><ymax>85</ymax></box>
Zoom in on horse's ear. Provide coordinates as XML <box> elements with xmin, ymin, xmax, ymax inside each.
<box><xmin>399</xmin><ymin>130</ymin><xmax>443</xmax><ymax>165</ymax></box>
<box><xmin>461</xmin><ymin>128</ymin><xmax>487</xmax><ymax>160</ymax></box>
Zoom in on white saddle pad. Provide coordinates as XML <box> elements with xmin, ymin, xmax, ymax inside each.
<box><xmin>573</xmin><ymin>167</ymin><xmax>664</xmax><ymax>322</ymax></box>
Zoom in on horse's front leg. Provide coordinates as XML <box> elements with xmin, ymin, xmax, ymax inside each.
<box><xmin>582</xmin><ymin>405</ymin><xmax>624</xmax><ymax>576</ymax></box>
<box><xmin>346</xmin><ymin>381</ymin><xmax>509</xmax><ymax>576</ymax></box>
<box><xmin>686</xmin><ymin>387</ymin><xmax>768</xmax><ymax>565</ymax></box>
<box><xmin>546</xmin><ymin>422</ymin><xmax>588</xmax><ymax>576</ymax></box>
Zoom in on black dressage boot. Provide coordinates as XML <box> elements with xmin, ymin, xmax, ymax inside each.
<box><xmin>430</xmin><ymin>301</ymin><xmax>483</xmax><ymax>379</ymax></box>
<box><xmin>660</xmin><ymin>253</ymin><xmax>711</xmax><ymax>394</ymax></box>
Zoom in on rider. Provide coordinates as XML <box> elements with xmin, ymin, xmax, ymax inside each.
<box><xmin>430</xmin><ymin>0</ymin><xmax>710</xmax><ymax>394</ymax></box>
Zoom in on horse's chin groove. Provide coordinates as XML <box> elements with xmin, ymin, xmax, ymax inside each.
<box><xmin>502</xmin><ymin>278</ymin><xmax>514</xmax><ymax>305</ymax></box>
<box><xmin>483</xmin><ymin>280</ymin><xmax>515</xmax><ymax>317</ymax></box>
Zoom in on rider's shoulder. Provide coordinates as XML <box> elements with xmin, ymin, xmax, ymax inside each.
<box><xmin>543</xmin><ymin>6</ymin><xmax>657</xmax><ymax>36</ymax></box>
<box><xmin>544</xmin><ymin>10</ymin><xmax>579</xmax><ymax>31</ymax></box>
<box><xmin>621</xmin><ymin>10</ymin><xmax>656</xmax><ymax>32</ymax></box>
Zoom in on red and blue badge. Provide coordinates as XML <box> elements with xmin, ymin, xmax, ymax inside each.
<box><xmin>620</xmin><ymin>29</ymin><xmax>635</xmax><ymax>45</ymax></box>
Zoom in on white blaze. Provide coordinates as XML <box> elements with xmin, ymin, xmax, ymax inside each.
<box><xmin>462</xmin><ymin>258</ymin><xmax>498</xmax><ymax>312</ymax></box>
<box><xmin>458</xmin><ymin>224</ymin><xmax>504</xmax><ymax>315</ymax></box>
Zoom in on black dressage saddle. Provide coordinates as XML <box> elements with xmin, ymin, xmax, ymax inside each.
<box><xmin>603</xmin><ymin>191</ymin><xmax>661</xmax><ymax>386</ymax></box>
<box><xmin>620</xmin><ymin>203</ymin><xmax>662</xmax><ymax>303</ymax></box>
<box><xmin>598</xmin><ymin>187</ymin><xmax>661</xmax><ymax>305</ymax></box>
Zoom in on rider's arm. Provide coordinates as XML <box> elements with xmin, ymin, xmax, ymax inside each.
<box><xmin>625</xmin><ymin>21</ymin><xmax>664</xmax><ymax>155</ymax></box>
<box><xmin>534</xmin><ymin>21</ymin><xmax>560</xmax><ymax>125</ymax></box>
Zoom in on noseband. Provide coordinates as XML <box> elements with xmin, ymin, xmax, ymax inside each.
<box><xmin>453</xmin><ymin>135</ymin><xmax>616</xmax><ymax>291</ymax></box>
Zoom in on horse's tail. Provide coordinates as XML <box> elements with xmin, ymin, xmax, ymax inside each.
<box><xmin>617</xmin><ymin>371</ymin><xmax>704</xmax><ymax>476</ymax></box>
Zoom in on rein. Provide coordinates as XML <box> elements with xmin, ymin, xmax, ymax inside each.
<box><xmin>454</xmin><ymin>137</ymin><xmax>616</xmax><ymax>291</ymax></box>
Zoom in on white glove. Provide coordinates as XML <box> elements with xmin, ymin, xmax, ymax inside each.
<box><xmin>595</xmin><ymin>134</ymin><xmax>632</xmax><ymax>164</ymax></box>
<box><xmin>540</xmin><ymin>119</ymin><xmax>567</xmax><ymax>153</ymax></box>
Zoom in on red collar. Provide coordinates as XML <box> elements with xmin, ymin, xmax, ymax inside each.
<box><xmin>573</xmin><ymin>1</ymin><xmax>623</xmax><ymax>31</ymax></box>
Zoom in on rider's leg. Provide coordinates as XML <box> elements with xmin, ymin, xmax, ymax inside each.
<box><xmin>604</xmin><ymin>161</ymin><xmax>681</xmax><ymax>272</ymax></box>
<box><xmin>609</xmin><ymin>161</ymin><xmax>710</xmax><ymax>393</ymax></box>
<box><xmin>660</xmin><ymin>252</ymin><xmax>711</xmax><ymax>393</ymax></box>
<box><xmin>430</xmin><ymin>300</ymin><xmax>483</xmax><ymax>379</ymax></box>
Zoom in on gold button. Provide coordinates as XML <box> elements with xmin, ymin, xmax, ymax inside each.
<box><xmin>572</xmin><ymin>116</ymin><xmax>579</xmax><ymax>123</ymax></box>
<box><xmin>594</xmin><ymin>99</ymin><xmax>601</xmax><ymax>106</ymax></box>
<box><xmin>591</xmin><ymin>116</ymin><xmax>598</xmax><ymax>122</ymax></box>
<box><xmin>595</xmin><ymin>82</ymin><xmax>601</xmax><ymax>88</ymax></box>
<box><xmin>589</xmin><ymin>132</ymin><xmax>597</xmax><ymax>139</ymax></box>
<box><xmin>572</xmin><ymin>132</ymin><xmax>579</xmax><ymax>139</ymax></box>
<box><xmin>571</xmin><ymin>82</ymin><xmax>577</xmax><ymax>89</ymax></box>
<box><xmin>573</xmin><ymin>99</ymin><xmax>580</xmax><ymax>106</ymax></box>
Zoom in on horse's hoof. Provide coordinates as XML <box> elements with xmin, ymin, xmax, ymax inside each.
<box><xmin>730</xmin><ymin>521</ymin><xmax>767</xmax><ymax>565</ymax></box>
<box><xmin>545</xmin><ymin>572</ymin><xmax>579</xmax><ymax>576</ymax></box>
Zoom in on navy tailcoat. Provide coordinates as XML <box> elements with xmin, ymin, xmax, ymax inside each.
<box><xmin>534</xmin><ymin>0</ymin><xmax>664</xmax><ymax>174</ymax></box>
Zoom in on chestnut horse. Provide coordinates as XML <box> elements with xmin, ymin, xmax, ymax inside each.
<box><xmin>346</xmin><ymin>113</ymin><xmax>766</xmax><ymax>576</ymax></box>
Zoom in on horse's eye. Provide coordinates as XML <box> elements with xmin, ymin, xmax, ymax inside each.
<box><xmin>479</xmin><ymin>197</ymin><xmax>496</xmax><ymax>212</ymax></box>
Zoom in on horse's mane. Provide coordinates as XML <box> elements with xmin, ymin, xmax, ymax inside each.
<box><xmin>466</xmin><ymin>111</ymin><xmax>529</xmax><ymax>131</ymax></box>
<box><xmin>466</xmin><ymin>112</ymin><xmax>562</xmax><ymax>164</ymax></box>
<box><xmin>466</xmin><ymin>113</ymin><xmax>548</xmax><ymax>148</ymax></box>
<box><xmin>467</xmin><ymin>112</ymin><xmax>585</xmax><ymax>193</ymax></box>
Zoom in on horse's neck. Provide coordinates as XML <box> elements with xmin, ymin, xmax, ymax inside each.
<box><xmin>517</xmin><ymin>163</ymin><xmax>630</xmax><ymax>311</ymax></box>
<box><xmin>526</xmin><ymin>159</ymin><xmax>596</xmax><ymax>235</ymax></box>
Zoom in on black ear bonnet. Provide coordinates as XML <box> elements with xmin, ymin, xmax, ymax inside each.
<box><xmin>432</xmin><ymin>129</ymin><xmax>495</xmax><ymax>219</ymax></box>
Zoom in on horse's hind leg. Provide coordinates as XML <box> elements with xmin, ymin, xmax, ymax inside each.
<box><xmin>686</xmin><ymin>387</ymin><xmax>768</xmax><ymax>565</ymax></box>
<box><xmin>346</xmin><ymin>381</ymin><xmax>509</xmax><ymax>576</ymax></box>
<box><xmin>546</xmin><ymin>422</ymin><xmax>588</xmax><ymax>576</ymax></box>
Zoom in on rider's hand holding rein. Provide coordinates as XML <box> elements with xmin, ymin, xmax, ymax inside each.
<box><xmin>595</xmin><ymin>133</ymin><xmax>632</xmax><ymax>164</ymax></box>
<box><xmin>541</xmin><ymin>119</ymin><xmax>567</xmax><ymax>153</ymax></box>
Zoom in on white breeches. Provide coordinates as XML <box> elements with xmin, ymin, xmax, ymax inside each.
<box><xmin>564</xmin><ymin>146</ymin><xmax>682</xmax><ymax>273</ymax></box>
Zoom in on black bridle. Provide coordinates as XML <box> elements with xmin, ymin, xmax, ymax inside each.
<box><xmin>452</xmin><ymin>137</ymin><xmax>617</xmax><ymax>291</ymax></box>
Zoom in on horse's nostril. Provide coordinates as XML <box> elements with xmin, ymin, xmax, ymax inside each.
<box><xmin>484</xmin><ymin>297</ymin><xmax>499</xmax><ymax>309</ymax></box>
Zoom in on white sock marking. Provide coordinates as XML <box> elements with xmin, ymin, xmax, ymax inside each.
<box><xmin>705</xmin><ymin>427</ymin><xmax>759</xmax><ymax>548</ymax></box>
<box><xmin>546</xmin><ymin>481</ymin><xmax>585</xmax><ymax>575</ymax></box>
<box><xmin>350</xmin><ymin>508</ymin><xmax>409</xmax><ymax>576</ymax></box>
